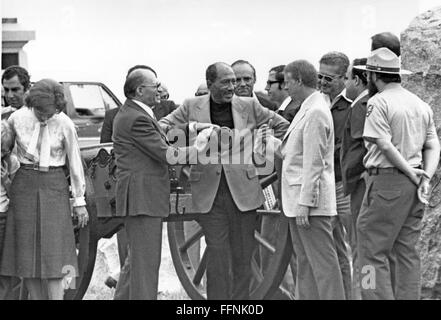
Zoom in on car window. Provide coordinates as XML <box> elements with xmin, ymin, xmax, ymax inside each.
<box><xmin>68</xmin><ymin>84</ymin><xmax>118</xmax><ymax>117</ymax></box>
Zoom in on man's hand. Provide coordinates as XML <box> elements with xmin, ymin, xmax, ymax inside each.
<box><xmin>254</xmin><ymin>120</ymin><xmax>280</xmax><ymax>158</ymax></box>
<box><xmin>296</xmin><ymin>205</ymin><xmax>310</xmax><ymax>229</ymax></box>
<box><xmin>74</xmin><ymin>206</ymin><xmax>89</xmax><ymax>228</ymax></box>
<box><xmin>189</xmin><ymin>122</ymin><xmax>219</xmax><ymax>134</ymax></box>
<box><xmin>194</xmin><ymin>127</ymin><xmax>215</xmax><ymax>153</ymax></box>
<box><xmin>408</xmin><ymin>167</ymin><xmax>430</xmax><ymax>186</ymax></box>
<box><xmin>418</xmin><ymin>178</ymin><xmax>431</xmax><ymax>205</ymax></box>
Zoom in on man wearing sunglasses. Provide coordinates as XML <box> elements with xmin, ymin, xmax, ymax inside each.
<box><xmin>232</xmin><ymin>59</ymin><xmax>277</xmax><ymax>111</ymax></box>
<box><xmin>318</xmin><ymin>51</ymin><xmax>353</xmax><ymax>300</ymax></box>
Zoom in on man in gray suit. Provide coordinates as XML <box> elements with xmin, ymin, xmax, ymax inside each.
<box><xmin>160</xmin><ymin>62</ymin><xmax>289</xmax><ymax>299</ymax></box>
<box><xmin>112</xmin><ymin>66</ymin><xmax>211</xmax><ymax>299</ymax></box>
<box><xmin>257</xmin><ymin>60</ymin><xmax>345</xmax><ymax>299</ymax></box>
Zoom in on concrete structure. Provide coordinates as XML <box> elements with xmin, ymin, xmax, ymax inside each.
<box><xmin>2</xmin><ymin>18</ymin><xmax>35</xmax><ymax>70</ymax></box>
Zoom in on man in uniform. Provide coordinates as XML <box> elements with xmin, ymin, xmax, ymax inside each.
<box><xmin>356</xmin><ymin>47</ymin><xmax>440</xmax><ymax>299</ymax></box>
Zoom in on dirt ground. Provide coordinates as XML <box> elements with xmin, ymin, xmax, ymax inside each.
<box><xmin>83</xmin><ymin>224</ymin><xmax>190</xmax><ymax>300</ymax></box>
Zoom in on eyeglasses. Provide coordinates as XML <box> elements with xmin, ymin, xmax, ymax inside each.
<box><xmin>140</xmin><ymin>82</ymin><xmax>161</xmax><ymax>90</ymax></box>
<box><xmin>266</xmin><ymin>80</ymin><xmax>282</xmax><ymax>86</ymax></box>
<box><xmin>318</xmin><ymin>73</ymin><xmax>345</xmax><ymax>82</ymax></box>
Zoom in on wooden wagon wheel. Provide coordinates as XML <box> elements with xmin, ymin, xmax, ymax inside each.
<box><xmin>167</xmin><ymin>172</ymin><xmax>294</xmax><ymax>300</ymax></box>
<box><xmin>64</xmin><ymin>145</ymin><xmax>123</xmax><ymax>300</ymax></box>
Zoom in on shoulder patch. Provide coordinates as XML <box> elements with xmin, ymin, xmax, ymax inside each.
<box><xmin>366</xmin><ymin>104</ymin><xmax>374</xmax><ymax>118</ymax></box>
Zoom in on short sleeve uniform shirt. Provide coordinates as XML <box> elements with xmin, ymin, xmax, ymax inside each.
<box><xmin>363</xmin><ymin>83</ymin><xmax>438</xmax><ymax>169</ymax></box>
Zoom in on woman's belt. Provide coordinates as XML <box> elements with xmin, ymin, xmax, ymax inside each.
<box><xmin>20</xmin><ymin>163</ymin><xmax>65</xmax><ymax>170</ymax></box>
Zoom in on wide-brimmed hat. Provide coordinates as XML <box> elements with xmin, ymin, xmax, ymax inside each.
<box><xmin>353</xmin><ymin>47</ymin><xmax>411</xmax><ymax>75</ymax></box>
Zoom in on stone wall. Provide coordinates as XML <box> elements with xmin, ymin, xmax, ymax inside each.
<box><xmin>401</xmin><ymin>6</ymin><xmax>441</xmax><ymax>299</ymax></box>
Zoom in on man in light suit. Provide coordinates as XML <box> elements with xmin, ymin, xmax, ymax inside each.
<box><xmin>160</xmin><ymin>62</ymin><xmax>289</xmax><ymax>299</ymax></box>
<box><xmin>258</xmin><ymin>60</ymin><xmax>345</xmax><ymax>299</ymax></box>
<box><xmin>112</xmin><ymin>66</ymin><xmax>210</xmax><ymax>299</ymax></box>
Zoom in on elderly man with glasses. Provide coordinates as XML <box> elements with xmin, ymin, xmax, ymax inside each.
<box><xmin>112</xmin><ymin>66</ymin><xmax>212</xmax><ymax>300</ymax></box>
<box><xmin>318</xmin><ymin>51</ymin><xmax>353</xmax><ymax>300</ymax></box>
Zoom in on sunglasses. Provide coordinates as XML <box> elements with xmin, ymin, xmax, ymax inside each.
<box><xmin>318</xmin><ymin>73</ymin><xmax>344</xmax><ymax>82</ymax></box>
<box><xmin>266</xmin><ymin>80</ymin><xmax>282</xmax><ymax>86</ymax></box>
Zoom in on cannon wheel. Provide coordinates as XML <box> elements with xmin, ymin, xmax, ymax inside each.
<box><xmin>167</xmin><ymin>212</ymin><xmax>292</xmax><ymax>300</ymax></box>
<box><xmin>64</xmin><ymin>174</ymin><xmax>99</xmax><ymax>300</ymax></box>
<box><xmin>64</xmin><ymin>145</ymin><xmax>124</xmax><ymax>300</ymax></box>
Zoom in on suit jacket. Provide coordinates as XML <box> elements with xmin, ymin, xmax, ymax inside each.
<box><xmin>340</xmin><ymin>93</ymin><xmax>369</xmax><ymax>195</ymax></box>
<box><xmin>330</xmin><ymin>94</ymin><xmax>352</xmax><ymax>182</ymax></box>
<box><xmin>255</xmin><ymin>91</ymin><xmax>278</xmax><ymax>111</ymax></box>
<box><xmin>153</xmin><ymin>100</ymin><xmax>178</xmax><ymax>120</ymax></box>
<box><xmin>100</xmin><ymin>107</ymin><xmax>119</xmax><ymax>143</ymax></box>
<box><xmin>281</xmin><ymin>91</ymin><xmax>337</xmax><ymax>217</ymax></box>
<box><xmin>112</xmin><ymin>99</ymin><xmax>172</xmax><ymax>218</ymax></box>
<box><xmin>282</xmin><ymin>99</ymin><xmax>301</xmax><ymax>123</ymax></box>
<box><xmin>160</xmin><ymin>94</ymin><xmax>289</xmax><ymax>213</ymax></box>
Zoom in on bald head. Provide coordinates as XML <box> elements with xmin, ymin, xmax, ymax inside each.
<box><xmin>205</xmin><ymin>62</ymin><xmax>235</xmax><ymax>103</ymax></box>
<box><xmin>206</xmin><ymin>62</ymin><xmax>231</xmax><ymax>83</ymax></box>
<box><xmin>124</xmin><ymin>68</ymin><xmax>161</xmax><ymax>106</ymax></box>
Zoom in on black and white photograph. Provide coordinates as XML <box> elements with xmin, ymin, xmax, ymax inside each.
<box><xmin>1</xmin><ymin>0</ymin><xmax>441</xmax><ymax>305</ymax></box>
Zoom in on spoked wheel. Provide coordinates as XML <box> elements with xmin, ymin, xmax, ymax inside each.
<box><xmin>64</xmin><ymin>195</ymin><xmax>99</xmax><ymax>300</ymax></box>
<box><xmin>167</xmin><ymin>211</ymin><xmax>293</xmax><ymax>300</ymax></box>
<box><xmin>64</xmin><ymin>146</ymin><xmax>123</xmax><ymax>300</ymax></box>
<box><xmin>64</xmin><ymin>204</ymin><xmax>124</xmax><ymax>300</ymax></box>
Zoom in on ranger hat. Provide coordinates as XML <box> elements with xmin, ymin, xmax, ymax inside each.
<box><xmin>354</xmin><ymin>47</ymin><xmax>411</xmax><ymax>75</ymax></box>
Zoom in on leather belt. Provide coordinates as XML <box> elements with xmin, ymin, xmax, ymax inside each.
<box><xmin>20</xmin><ymin>163</ymin><xmax>65</xmax><ymax>171</ymax></box>
<box><xmin>367</xmin><ymin>166</ymin><xmax>421</xmax><ymax>176</ymax></box>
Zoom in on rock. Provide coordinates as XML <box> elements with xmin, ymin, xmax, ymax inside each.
<box><xmin>401</xmin><ymin>6</ymin><xmax>441</xmax><ymax>299</ymax></box>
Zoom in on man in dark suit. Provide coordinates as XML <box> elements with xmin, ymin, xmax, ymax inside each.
<box><xmin>100</xmin><ymin>108</ymin><xmax>119</xmax><ymax>144</ymax></box>
<box><xmin>318</xmin><ymin>51</ymin><xmax>353</xmax><ymax>299</ymax></box>
<box><xmin>340</xmin><ymin>58</ymin><xmax>369</xmax><ymax>299</ymax></box>
<box><xmin>112</xmin><ymin>66</ymin><xmax>211</xmax><ymax>299</ymax></box>
<box><xmin>160</xmin><ymin>62</ymin><xmax>289</xmax><ymax>299</ymax></box>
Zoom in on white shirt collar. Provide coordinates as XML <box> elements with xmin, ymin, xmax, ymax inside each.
<box><xmin>329</xmin><ymin>88</ymin><xmax>352</xmax><ymax>108</ymax></box>
<box><xmin>351</xmin><ymin>89</ymin><xmax>369</xmax><ymax>108</ymax></box>
<box><xmin>132</xmin><ymin>99</ymin><xmax>156</xmax><ymax>120</ymax></box>
<box><xmin>278</xmin><ymin>96</ymin><xmax>292</xmax><ymax>112</ymax></box>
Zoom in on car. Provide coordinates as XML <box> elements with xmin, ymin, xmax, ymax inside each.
<box><xmin>61</xmin><ymin>81</ymin><xmax>122</xmax><ymax>148</ymax></box>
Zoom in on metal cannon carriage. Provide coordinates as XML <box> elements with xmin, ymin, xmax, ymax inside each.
<box><xmin>64</xmin><ymin>143</ymin><xmax>296</xmax><ymax>300</ymax></box>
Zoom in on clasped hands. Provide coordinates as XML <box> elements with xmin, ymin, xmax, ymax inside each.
<box><xmin>192</xmin><ymin>122</ymin><xmax>220</xmax><ymax>153</ymax></box>
<box><xmin>254</xmin><ymin>120</ymin><xmax>281</xmax><ymax>159</ymax></box>
<box><xmin>410</xmin><ymin>167</ymin><xmax>432</xmax><ymax>205</ymax></box>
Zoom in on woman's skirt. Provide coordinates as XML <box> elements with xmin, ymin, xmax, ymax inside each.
<box><xmin>0</xmin><ymin>167</ymin><xmax>78</xmax><ymax>279</ymax></box>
